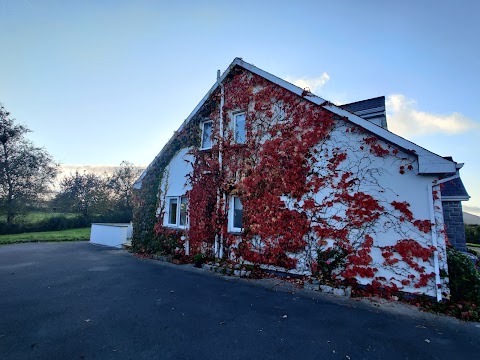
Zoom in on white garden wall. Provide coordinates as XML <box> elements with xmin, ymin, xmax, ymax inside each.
<box><xmin>90</xmin><ymin>223</ymin><xmax>132</xmax><ymax>248</ymax></box>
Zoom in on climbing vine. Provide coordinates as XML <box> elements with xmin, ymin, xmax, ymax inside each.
<box><xmin>134</xmin><ymin>66</ymin><xmax>449</xmax><ymax>298</ymax></box>
<box><xmin>131</xmin><ymin>96</ymin><xmax>216</xmax><ymax>253</ymax></box>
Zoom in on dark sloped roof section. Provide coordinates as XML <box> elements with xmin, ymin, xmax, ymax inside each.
<box><xmin>341</xmin><ymin>96</ymin><xmax>387</xmax><ymax>129</ymax></box>
<box><xmin>441</xmin><ymin>177</ymin><xmax>470</xmax><ymax>200</ymax></box>
<box><xmin>341</xmin><ymin>96</ymin><xmax>385</xmax><ymax>112</ymax></box>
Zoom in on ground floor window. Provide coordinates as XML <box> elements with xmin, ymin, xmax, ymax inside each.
<box><xmin>228</xmin><ymin>196</ymin><xmax>243</xmax><ymax>232</ymax></box>
<box><xmin>167</xmin><ymin>196</ymin><xmax>188</xmax><ymax>227</ymax></box>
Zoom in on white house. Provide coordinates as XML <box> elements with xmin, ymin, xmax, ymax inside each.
<box><xmin>133</xmin><ymin>58</ymin><xmax>469</xmax><ymax>300</ymax></box>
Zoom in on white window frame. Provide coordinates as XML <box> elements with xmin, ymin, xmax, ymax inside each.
<box><xmin>165</xmin><ymin>196</ymin><xmax>188</xmax><ymax>228</ymax></box>
<box><xmin>233</xmin><ymin>112</ymin><xmax>246</xmax><ymax>144</ymax></box>
<box><xmin>228</xmin><ymin>196</ymin><xmax>243</xmax><ymax>233</ymax></box>
<box><xmin>200</xmin><ymin>120</ymin><xmax>213</xmax><ymax>150</ymax></box>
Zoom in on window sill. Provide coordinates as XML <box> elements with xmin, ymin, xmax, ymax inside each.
<box><xmin>228</xmin><ymin>229</ymin><xmax>243</xmax><ymax>235</ymax></box>
<box><xmin>165</xmin><ymin>224</ymin><xmax>188</xmax><ymax>230</ymax></box>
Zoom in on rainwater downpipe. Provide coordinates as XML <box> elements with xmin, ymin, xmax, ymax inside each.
<box><xmin>215</xmin><ymin>70</ymin><xmax>225</xmax><ymax>258</ymax></box>
<box><xmin>427</xmin><ymin>174</ymin><xmax>459</xmax><ymax>302</ymax></box>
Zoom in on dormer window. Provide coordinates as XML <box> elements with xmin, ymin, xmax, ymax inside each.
<box><xmin>233</xmin><ymin>112</ymin><xmax>246</xmax><ymax>144</ymax></box>
<box><xmin>201</xmin><ymin>121</ymin><xmax>213</xmax><ymax>149</ymax></box>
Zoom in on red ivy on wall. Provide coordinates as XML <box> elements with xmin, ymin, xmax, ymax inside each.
<box><xmin>156</xmin><ymin>68</ymin><xmax>440</xmax><ymax>294</ymax></box>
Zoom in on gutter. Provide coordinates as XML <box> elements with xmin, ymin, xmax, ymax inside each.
<box><xmin>427</xmin><ymin>174</ymin><xmax>459</xmax><ymax>302</ymax></box>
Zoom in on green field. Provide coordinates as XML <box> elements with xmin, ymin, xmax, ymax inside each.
<box><xmin>0</xmin><ymin>211</ymin><xmax>78</xmax><ymax>223</ymax></box>
<box><xmin>0</xmin><ymin>227</ymin><xmax>91</xmax><ymax>245</ymax></box>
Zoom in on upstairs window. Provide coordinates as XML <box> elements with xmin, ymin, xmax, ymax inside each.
<box><xmin>233</xmin><ymin>112</ymin><xmax>246</xmax><ymax>144</ymax></box>
<box><xmin>228</xmin><ymin>196</ymin><xmax>243</xmax><ymax>233</ymax></box>
<box><xmin>201</xmin><ymin>121</ymin><xmax>213</xmax><ymax>149</ymax></box>
<box><xmin>167</xmin><ymin>196</ymin><xmax>188</xmax><ymax>227</ymax></box>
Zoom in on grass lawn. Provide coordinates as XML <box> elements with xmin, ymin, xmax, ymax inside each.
<box><xmin>0</xmin><ymin>227</ymin><xmax>91</xmax><ymax>245</ymax></box>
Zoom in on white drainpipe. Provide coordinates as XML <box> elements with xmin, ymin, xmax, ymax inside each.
<box><xmin>218</xmin><ymin>69</ymin><xmax>224</xmax><ymax>169</ymax></box>
<box><xmin>215</xmin><ymin>70</ymin><xmax>225</xmax><ymax>259</ymax></box>
<box><xmin>427</xmin><ymin>174</ymin><xmax>459</xmax><ymax>302</ymax></box>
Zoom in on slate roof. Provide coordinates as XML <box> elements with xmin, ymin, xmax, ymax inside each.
<box><xmin>340</xmin><ymin>96</ymin><xmax>387</xmax><ymax>129</ymax></box>
<box><xmin>341</xmin><ymin>96</ymin><xmax>385</xmax><ymax>113</ymax></box>
<box><xmin>441</xmin><ymin>177</ymin><xmax>470</xmax><ymax>199</ymax></box>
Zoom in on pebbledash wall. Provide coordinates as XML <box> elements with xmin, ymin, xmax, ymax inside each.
<box><xmin>157</xmin><ymin>130</ymin><xmax>451</xmax><ymax>300</ymax></box>
<box><xmin>155</xmin><ymin>102</ymin><xmax>451</xmax><ymax>300</ymax></box>
<box><xmin>136</xmin><ymin>58</ymin><xmax>469</xmax><ymax>301</ymax></box>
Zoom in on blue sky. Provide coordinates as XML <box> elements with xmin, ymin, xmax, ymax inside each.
<box><xmin>0</xmin><ymin>0</ymin><xmax>479</xmax><ymax>215</ymax></box>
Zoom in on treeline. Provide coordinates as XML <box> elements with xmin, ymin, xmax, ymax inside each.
<box><xmin>52</xmin><ymin>162</ymin><xmax>142</xmax><ymax>220</ymax></box>
<box><xmin>0</xmin><ymin>103</ymin><xmax>143</xmax><ymax>234</ymax></box>
<box><xmin>466</xmin><ymin>224</ymin><xmax>480</xmax><ymax>245</ymax></box>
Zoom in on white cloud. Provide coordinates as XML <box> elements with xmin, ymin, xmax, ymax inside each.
<box><xmin>60</xmin><ymin>165</ymin><xmax>120</xmax><ymax>177</ymax></box>
<box><xmin>285</xmin><ymin>73</ymin><xmax>330</xmax><ymax>94</ymax></box>
<box><xmin>58</xmin><ymin>164</ymin><xmax>145</xmax><ymax>179</ymax></box>
<box><xmin>51</xmin><ymin>165</ymin><xmax>145</xmax><ymax>191</ymax></box>
<box><xmin>386</xmin><ymin>94</ymin><xmax>478</xmax><ymax>137</ymax></box>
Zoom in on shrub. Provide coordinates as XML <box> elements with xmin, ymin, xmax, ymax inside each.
<box><xmin>447</xmin><ymin>247</ymin><xmax>480</xmax><ymax>304</ymax></box>
<box><xmin>315</xmin><ymin>246</ymin><xmax>348</xmax><ymax>284</ymax></box>
<box><xmin>465</xmin><ymin>224</ymin><xmax>480</xmax><ymax>245</ymax></box>
<box><xmin>146</xmin><ymin>225</ymin><xmax>184</xmax><ymax>255</ymax></box>
<box><xmin>193</xmin><ymin>253</ymin><xmax>206</xmax><ymax>267</ymax></box>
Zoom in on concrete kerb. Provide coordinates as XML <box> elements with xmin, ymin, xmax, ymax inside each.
<box><xmin>108</xmin><ymin>245</ymin><xmax>479</xmax><ymax>328</ymax></box>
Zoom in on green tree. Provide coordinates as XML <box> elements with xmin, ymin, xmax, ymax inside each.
<box><xmin>465</xmin><ymin>224</ymin><xmax>480</xmax><ymax>245</ymax></box>
<box><xmin>0</xmin><ymin>104</ymin><xmax>58</xmax><ymax>226</ymax></box>
<box><xmin>55</xmin><ymin>171</ymin><xmax>111</xmax><ymax>218</ymax></box>
<box><xmin>107</xmin><ymin>161</ymin><xmax>144</xmax><ymax>212</ymax></box>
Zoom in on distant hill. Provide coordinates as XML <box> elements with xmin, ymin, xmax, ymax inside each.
<box><xmin>463</xmin><ymin>212</ymin><xmax>480</xmax><ymax>225</ymax></box>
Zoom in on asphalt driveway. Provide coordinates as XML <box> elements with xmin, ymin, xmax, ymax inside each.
<box><xmin>0</xmin><ymin>242</ymin><xmax>479</xmax><ymax>360</ymax></box>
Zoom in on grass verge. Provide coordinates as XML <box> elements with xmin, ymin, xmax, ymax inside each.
<box><xmin>0</xmin><ymin>227</ymin><xmax>91</xmax><ymax>245</ymax></box>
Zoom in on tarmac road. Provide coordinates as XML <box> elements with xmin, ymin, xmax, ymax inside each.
<box><xmin>0</xmin><ymin>242</ymin><xmax>479</xmax><ymax>360</ymax></box>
